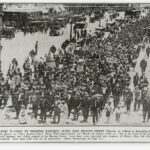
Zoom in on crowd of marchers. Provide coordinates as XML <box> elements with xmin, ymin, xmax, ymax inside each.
<box><xmin>0</xmin><ymin>14</ymin><xmax>150</xmax><ymax>125</ymax></box>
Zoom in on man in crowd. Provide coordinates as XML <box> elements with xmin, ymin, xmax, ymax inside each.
<box><xmin>80</xmin><ymin>92</ymin><xmax>91</xmax><ymax>123</ymax></box>
<box><xmin>134</xmin><ymin>86</ymin><xmax>141</xmax><ymax>111</ymax></box>
<box><xmin>39</xmin><ymin>94</ymin><xmax>49</xmax><ymax>123</ymax></box>
<box><xmin>91</xmin><ymin>94</ymin><xmax>101</xmax><ymax>124</ymax></box>
<box><xmin>140</xmin><ymin>58</ymin><xmax>147</xmax><ymax>73</ymax></box>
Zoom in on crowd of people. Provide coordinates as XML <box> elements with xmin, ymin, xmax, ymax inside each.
<box><xmin>1</xmin><ymin>12</ymin><xmax>150</xmax><ymax>125</ymax></box>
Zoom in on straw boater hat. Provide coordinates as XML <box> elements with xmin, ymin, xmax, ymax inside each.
<box><xmin>109</xmin><ymin>93</ymin><xmax>114</xmax><ymax>98</ymax></box>
<box><xmin>21</xmin><ymin>105</ymin><xmax>26</xmax><ymax>110</ymax></box>
<box><xmin>144</xmin><ymin>87</ymin><xmax>148</xmax><ymax>91</ymax></box>
<box><xmin>68</xmin><ymin>90</ymin><xmax>73</xmax><ymax>94</ymax></box>
<box><xmin>62</xmin><ymin>100</ymin><xmax>66</xmax><ymax>104</ymax></box>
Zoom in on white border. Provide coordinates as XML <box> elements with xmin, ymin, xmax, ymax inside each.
<box><xmin>0</xmin><ymin>1</ymin><xmax>150</xmax><ymax>149</ymax></box>
<box><xmin>1</xmin><ymin>0</ymin><xmax>150</xmax><ymax>3</ymax></box>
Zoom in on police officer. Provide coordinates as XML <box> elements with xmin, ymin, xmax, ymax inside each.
<box><xmin>80</xmin><ymin>92</ymin><xmax>91</xmax><ymax>123</ymax></box>
<box><xmin>146</xmin><ymin>92</ymin><xmax>150</xmax><ymax>122</ymax></box>
<box><xmin>14</xmin><ymin>88</ymin><xmax>24</xmax><ymax>118</ymax></box>
<box><xmin>39</xmin><ymin>94</ymin><xmax>49</xmax><ymax>123</ymax></box>
<box><xmin>140</xmin><ymin>58</ymin><xmax>147</xmax><ymax>73</ymax></box>
<box><xmin>31</xmin><ymin>90</ymin><xmax>39</xmax><ymax>119</ymax></box>
<box><xmin>53</xmin><ymin>96</ymin><xmax>62</xmax><ymax>124</ymax></box>
<box><xmin>125</xmin><ymin>88</ymin><xmax>133</xmax><ymax>114</ymax></box>
<box><xmin>146</xmin><ymin>46</ymin><xmax>150</xmax><ymax>58</ymax></box>
<box><xmin>141</xmin><ymin>87</ymin><xmax>148</xmax><ymax>122</ymax></box>
<box><xmin>91</xmin><ymin>94</ymin><xmax>101</xmax><ymax>124</ymax></box>
<box><xmin>72</xmin><ymin>92</ymin><xmax>81</xmax><ymax>121</ymax></box>
<box><xmin>133</xmin><ymin>73</ymin><xmax>139</xmax><ymax>88</ymax></box>
<box><xmin>0</xmin><ymin>84</ymin><xmax>3</xmax><ymax>108</ymax></box>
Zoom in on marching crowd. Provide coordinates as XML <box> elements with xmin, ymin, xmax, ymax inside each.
<box><xmin>1</xmin><ymin>14</ymin><xmax>150</xmax><ymax>125</ymax></box>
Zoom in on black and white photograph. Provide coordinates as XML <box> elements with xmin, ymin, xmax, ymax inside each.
<box><xmin>0</xmin><ymin>3</ymin><xmax>149</xmax><ymax>128</ymax></box>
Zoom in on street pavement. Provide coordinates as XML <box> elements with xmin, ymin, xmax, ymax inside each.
<box><xmin>1</xmin><ymin>15</ymin><xmax>100</xmax><ymax>76</ymax></box>
<box><xmin>0</xmin><ymin>101</ymin><xmax>147</xmax><ymax>126</ymax></box>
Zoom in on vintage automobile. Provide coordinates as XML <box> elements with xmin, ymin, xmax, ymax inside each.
<box><xmin>89</xmin><ymin>16</ymin><xmax>95</xmax><ymax>23</ymax></box>
<box><xmin>89</xmin><ymin>13</ymin><xmax>95</xmax><ymax>23</ymax></box>
<box><xmin>50</xmin><ymin>27</ymin><xmax>63</xmax><ymax>36</ymax></box>
<box><xmin>57</xmin><ymin>17</ymin><xmax>67</xmax><ymax>28</ymax></box>
<box><xmin>49</xmin><ymin>22</ymin><xmax>63</xmax><ymax>36</ymax></box>
<box><xmin>28</xmin><ymin>20</ymin><xmax>49</xmax><ymax>33</ymax></box>
<box><xmin>71</xmin><ymin>14</ymin><xmax>86</xmax><ymax>23</ymax></box>
<box><xmin>125</xmin><ymin>9</ymin><xmax>141</xmax><ymax>19</ymax></box>
<box><xmin>2</xmin><ymin>26</ymin><xmax>15</xmax><ymax>39</ymax></box>
<box><xmin>105</xmin><ymin>21</ymin><xmax>116</xmax><ymax>33</ymax></box>
<box><xmin>95</xmin><ymin>27</ymin><xmax>105</xmax><ymax>38</ymax></box>
<box><xmin>94</xmin><ymin>11</ymin><xmax>100</xmax><ymax>20</ymax></box>
<box><xmin>73</xmin><ymin>22</ymin><xmax>87</xmax><ymax>31</ymax></box>
<box><xmin>95</xmin><ymin>27</ymin><xmax>105</xmax><ymax>32</ymax></box>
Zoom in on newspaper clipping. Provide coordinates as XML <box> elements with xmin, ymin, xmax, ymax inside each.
<box><xmin>0</xmin><ymin>3</ymin><xmax>150</xmax><ymax>143</ymax></box>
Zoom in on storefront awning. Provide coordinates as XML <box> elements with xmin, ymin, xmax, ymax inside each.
<box><xmin>3</xmin><ymin>8</ymin><xmax>41</xmax><ymax>13</ymax></box>
<box><xmin>54</xmin><ymin>6</ymin><xmax>61</xmax><ymax>13</ymax></box>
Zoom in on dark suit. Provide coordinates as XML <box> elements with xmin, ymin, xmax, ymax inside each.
<box><xmin>14</xmin><ymin>92</ymin><xmax>24</xmax><ymax>118</ymax></box>
<box><xmin>40</xmin><ymin>98</ymin><xmax>49</xmax><ymax>122</ymax></box>
<box><xmin>81</xmin><ymin>96</ymin><xmax>91</xmax><ymax>122</ymax></box>
<box><xmin>91</xmin><ymin>97</ymin><xmax>100</xmax><ymax>124</ymax></box>
<box><xmin>140</xmin><ymin>59</ymin><xmax>147</xmax><ymax>73</ymax></box>
<box><xmin>32</xmin><ymin>94</ymin><xmax>39</xmax><ymax>119</ymax></box>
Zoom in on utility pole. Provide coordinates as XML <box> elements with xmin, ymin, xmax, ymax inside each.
<box><xmin>70</xmin><ymin>19</ymin><xmax>72</xmax><ymax>41</ymax></box>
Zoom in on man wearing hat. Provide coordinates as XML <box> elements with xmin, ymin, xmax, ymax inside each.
<box><xmin>141</xmin><ymin>87</ymin><xmax>148</xmax><ymax>122</ymax></box>
<box><xmin>124</xmin><ymin>87</ymin><xmax>133</xmax><ymax>114</ymax></box>
<box><xmin>19</xmin><ymin>105</ymin><xmax>27</xmax><ymax>124</ymax></box>
<box><xmin>72</xmin><ymin>92</ymin><xmax>81</xmax><ymax>121</ymax></box>
<box><xmin>134</xmin><ymin>86</ymin><xmax>141</xmax><ymax>111</ymax></box>
<box><xmin>61</xmin><ymin>100</ymin><xmax>68</xmax><ymax>124</ymax></box>
<box><xmin>0</xmin><ymin>82</ymin><xmax>4</xmax><ymax>108</ymax></box>
<box><xmin>31</xmin><ymin>90</ymin><xmax>39</xmax><ymax>119</ymax></box>
<box><xmin>147</xmin><ymin>91</ymin><xmax>150</xmax><ymax>122</ymax></box>
<box><xmin>90</xmin><ymin>94</ymin><xmax>100</xmax><ymax>124</ymax></box>
<box><xmin>23</xmin><ymin>89</ymin><xmax>30</xmax><ymax>107</ymax></box>
<box><xmin>14</xmin><ymin>88</ymin><xmax>24</xmax><ymax>118</ymax></box>
<box><xmin>39</xmin><ymin>95</ymin><xmax>49</xmax><ymax>123</ymax></box>
<box><xmin>133</xmin><ymin>73</ymin><xmax>139</xmax><ymax>88</ymax></box>
<box><xmin>2</xmin><ymin>86</ymin><xmax>9</xmax><ymax>108</ymax></box>
<box><xmin>35</xmin><ymin>41</ymin><xmax>38</xmax><ymax>55</ymax></box>
<box><xmin>53</xmin><ymin>96</ymin><xmax>62</xmax><ymax>124</ymax></box>
<box><xmin>146</xmin><ymin>46</ymin><xmax>150</xmax><ymax>58</ymax></box>
<box><xmin>67</xmin><ymin>90</ymin><xmax>74</xmax><ymax>118</ymax></box>
<box><xmin>80</xmin><ymin>92</ymin><xmax>91</xmax><ymax>123</ymax></box>
<box><xmin>112</xmin><ymin>84</ymin><xmax>121</xmax><ymax>109</ymax></box>
<box><xmin>140</xmin><ymin>58</ymin><xmax>147</xmax><ymax>73</ymax></box>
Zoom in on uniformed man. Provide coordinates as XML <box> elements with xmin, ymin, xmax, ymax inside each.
<box><xmin>39</xmin><ymin>94</ymin><xmax>49</xmax><ymax>123</ymax></box>
<box><xmin>146</xmin><ymin>46</ymin><xmax>150</xmax><ymax>57</ymax></box>
<box><xmin>146</xmin><ymin>91</ymin><xmax>150</xmax><ymax>122</ymax></box>
<box><xmin>80</xmin><ymin>92</ymin><xmax>91</xmax><ymax>123</ymax></box>
<box><xmin>141</xmin><ymin>87</ymin><xmax>148</xmax><ymax>122</ymax></box>
<box><xmin>31</xmin><ymin>90</ymin><xmax>39</xmax><ymax>119</ymax></box>
<box><xmin>0</xmin><ymin>84</ymin><xmax>3</xmax><ymax>108</ymax></box>
<box><xmin>134</xmin><ymin>86</ymin><xmax>141</xmax><ymax>111</ymax></box>
<box><xmin>124</xmin><ymin>88</ymin><xmax>133</xmax><ymax>114</ymax></box>
<box><xmin>140</xmin><ymin>58</ymin><xmax>147</xmax><ymax>73</ymax></box>
<box><xmin>14</xmin><ymin>88</ymin><xmax>24</xmax><ymax>118</ymax></box>
<box><xmin>90</xmin><ymin>95</ymin><xmax>101</xmax><ymax>124</ymax></box>
<box><xmin>72</xmin><ymin>92</ymin><xmax>81</xmax><ymax>121</ymax></box>
<box><xmin>53</xmin><ymin>96</ymin><xmax>62</xmax><ymax>124</ymax></box>
<box><xmin>133</xmin><ymin>73</ymin><xmax>139</xmax><ymax>88</ymax></box>
<box><xmin>35</xmin><ymin>41</ymin><xmax>38</xmax><ymax>55</ymax></box>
